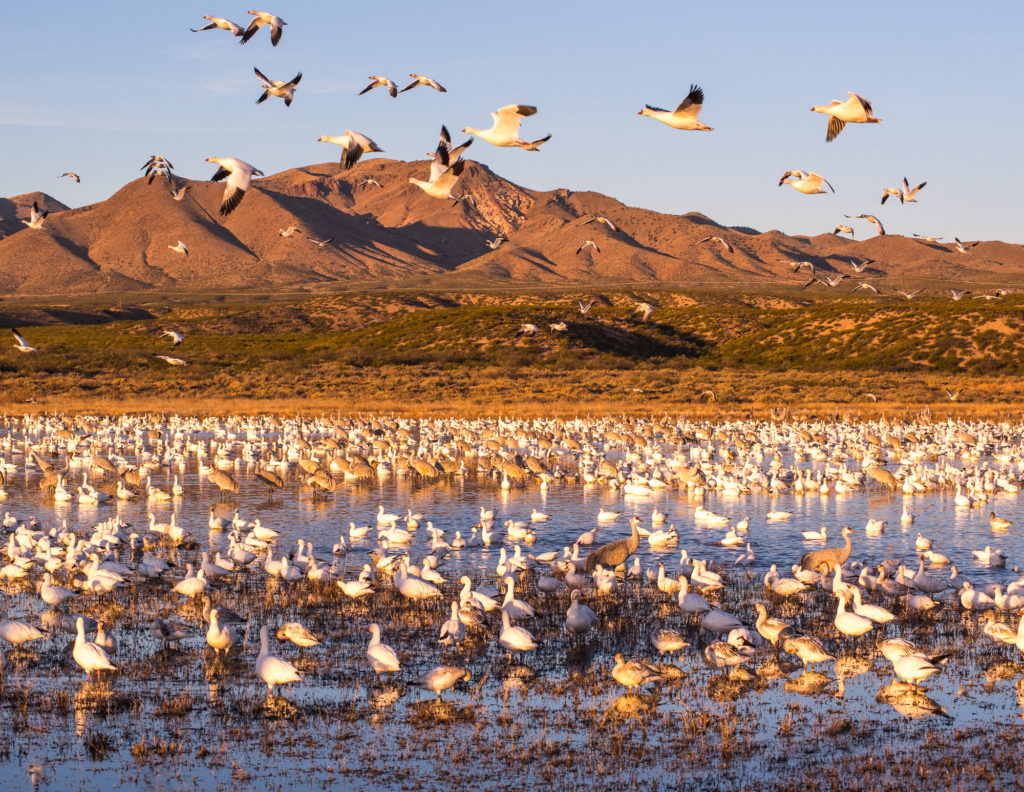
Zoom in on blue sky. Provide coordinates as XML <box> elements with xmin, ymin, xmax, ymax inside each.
<box><xmin>4</xmin><ymin>1</ymin><xmax>1022</xmax><ymax>242</ymax></box>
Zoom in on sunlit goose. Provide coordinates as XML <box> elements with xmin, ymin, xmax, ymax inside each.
<box><xmin>783</xmin><ymin>635</ymin><xmax>834</xmax><ymax>670</ymax></box>
<box><xmin>172</xmin><ymin>564</ymin><xmax>208</xmax><ymax>598</ymax></box>
<box><xmin>256</xmin><ymin>625</ymin><xmax>300</xmax><ymax>695</ymax></box>
<box><xmin>12</xmin><ymin>329</ymin><xmax>38</xmax><ymax>353</ymax></box>
<box><xmin>21</xmin><ymin>201</ymin><xmax>48</xmax><ymax>230</ymax></box>
<box><xmin>501</xmin><ymin>576</ymin><xmax>535</xmax><ymax>619</ymax></box>
<box><xmin>39</xmin><ymin>572</ymin><xmax>77</xmax><ymax>606</ymax></box>
<box><xmin>982</xmin><ymin>616</ymin><xmax>1018</xmax><ymax>646</ymax></box>
<box><xmin>810</xmin><ymin>92</ymin><xmax>881</xmax><ymax>141</ymax></box>
<box><xmin>651</xmin><ymin>628</ymin><xmax>689</xmax><ymax>659</ymax></box>
<box><xmin>0</xmin><ymin>614</ymin><xmax>46</xmax><ymax>647</ymax></box>
<box><xmin>409</xmin><ymin>158</ymin><xmax>466</xmax><ymax>201</ymax></box>
<box><xmin>206</xmin><ymin>609</ymin><xmax>237</xmax><ymax>656</ymax></box>
<box><xmin>399</xmin><ymin>74</ymin><xmax>446</xmax><ymax>93</ymax></box>
<box><xmin>395</xmin><ymin>561</ymin><xmax>442</xmax><ymax>600</ymax></box>
<box><xmin>499</xmin><ymin>610</ymin><xmax>537</xmax><ymax>657</ymax></box>
<box><xmin>705</xmin><ymin>640</ymin><xmax>755</xmax><ymax>670</ymax></box>
<box><xmin>834</xmin><ymin>591</ymin><xmax>875</xmax><ymax>637</ymax></box>
<box><xmin>437</xmin><ymin>601</ymin><xmax>466</xmax><ymax>646</ymax></box>
<box><xmin>849</xmin><ymin>587</ymin><xmax>895</xmax><ymax>623</ymax></box>
<box><xmin>960</xmin><ymin>582</ymin><xmax>995</xmax><ymax>611</ymax></box>
<box><xmin>915</xmin><ymin>532</ymin><xmax>932</xmax><ymax>551</ymax></box>
<box><xmin>253</xmin><ymin>67</ymin><xmax>301</xmax><ymax>106</ymax></box>
<box><xmin>60</xmin><ymin>171</ymin><xmax>80</xmax><ymax>182</ymax></box>
<box><xmin>276</xmin><ymin>622</ymin><xmax>321</xmax><ymax>648</ymax></box>
<box><xmin>612</xmin><ymin>653</ymin><xmax>663</xmax><ymax>692</ymax></box>
<box><xmin>802</xmin><ymin>526</ymin><xmax>828</xmax><ymax>541</ymax></box>
<box><xmin>972</xmin><ymin>545</ymin><xmax>1007</xmax><ymax>567</ymax></box>
<box><xmin>359</xmin><ymin>76</ymin><xmax>398</xmax><ymax>98</ymax></box>
<box><xmin>73</xmin><ymin>617</ymin><xmax>116</xmax><ymax>680</ymax></box>
<box><xmin>699</xmin><ymin>608</ymin><xmax>743</xmax><ymax>637</ymax></box>
<box><xmin>409</xmin><ymin>666</ymin><xmax>470</xmax><ymax>700</ymax></box>
<box><xmin>754</xmin><ymin>604</ymin><xmax>794</xmax><ymax>649</ymax></box>
<box><xmin>779</xmin><ymin>171</ymin><xmax>834</xmax><ymax>194</ymax></box>
<box><xmin>638</xmin><ymin>84</ymin><xmax>712</xmax><ymax>130</ymax></box>
<box><xmin>191</xmin><ymin>15</ymin><xmax>244</xmax><ymax>35</ymax></box>
<box><xmin>240</xmin><ymin>10</ymin><xmax>286</xmax><ymax>46</ymax></box>
<box><xmin>317</xmin><ymin>131</ymin><xmax>384</xmax><ymax>170</ymax></box>
<box><xmin>989</xmin><ymin>511</ymin><xmax>1012</xmax><ymax>530</ymax></box>
<box><xmin>463</xmin><ymin>104</ymin><xmax>551</xmax><ymax>150</ymax></box>
<box><xmin>205</xmin><ymin>156</ymin><xmax>263</xmax><ymax>216</ymax></box>
<box><xmin>891</xmin><ymin>653</ymin><xmax>942</xmax><ymax>686</ymax></box>
<box><xmin>149</xmin><ymin>618</ymin><xmax>188</xmax><ymax>649</ymax></box>
<box><xmin>565</xmin><ymin>590</ymin><xmax>599</xmax><ymax>635</ymax></box>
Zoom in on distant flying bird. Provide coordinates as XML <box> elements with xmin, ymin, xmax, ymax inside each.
<box><xmin>882</xmin><ymin>177</ymin><xmax>927</xmax><ymax>205</ymax></box>
<box><xmin>576</xmin><ymin>240</ymin><xmax>600</xmax><ymax>255</ymax></box>
<box><xmin>949</xmin><ymin>289</ymin><xmax>969</xmax><ymax>301</ymax></box>
<box><xmin>168</xmin><ymin>241</ymin><xmax>189</xmax><ymax>255</ymax></box>
<box><xmin>634</xmin><ymin>302</ymin><xmax>654</xmax><ymax>322</ymax></box>
<box><xmin>359</xmin><ymin>76</ymin><xmax>398</xmax><ymax>98</ymax></box>
<box><xmin>317</xmin><ymin>131</ymin><xmax>384</xmax><ymax>170</ymax></box>
<box><xmin>845</xmin><ymin>214</ymin><xmax>885</xmax><ymax>236</ymax></box>
<box><xmin>944</xmin><ymin>388</ymin><xmax>961</xmax><ymax>401</ymax></box>
<box><xmin>779</xmin><ymin>170</ymin><xmax>834</xmax><ymax>194</ymax></box>
<box><xmin>171</xmin><ymin>185</ymin><xmax>190</xmax><ymax>201</ymax></box>
<box><xmin>206</xmin><ymin>156</ymin><xmax>263</xmax><ymax>216</ymax></box>
<box><xmin>803</xmin><ymin>273</ymin><xmax>846</xmax><ymax>289</ymax></box>
<box><xmin>810</xmin><ymin>92</ymin><xmax>881</xmax><ymax>142</ymax></box>
<box><xmin>253</xmin><ymin>67</ymin><xmax>301</xmax><ymax>107</ymax></box>
<box><xmin>155</xmin><ymin>355</ymin><xmax>187</xmax><ymax>366</ymax></box>
<box><xmin>578</xmin><ymin>300</ymin><xmax>595</xmax><ymax>315</ymax></box>
<box><xmin>279</xmin><ymin>227</ymin><xmax>301</xmax><ymax>237</ymax></box>
<box><xmin>12</xmin><ymin>329</ymin><xmax>38</xmax><ymax>353</ymax></box>
<box><xmin>142</xmin><ymin>155</ymin><xmax>174</xmax><ymax>183</ymax></box>
<box><xmin>240</xmin><ymin>10</ymin><xmax>286</xmax><ymax>46</ymax></box>
<box><xmin>788</xmin><ymin>260</ymin><xmax>815</xmax><ymax>275</ymax></box>
<box><xmin>359</xmin><ymin>178</ymin><xmax>382</xmax><ymax>188</ymax></box>
<box><xmin>880</xmin><ymin>187</ymin><xmax>903</xmax><ymax>205</ymax></box>
<box><xmin>549</xmin><ymin>322</ymin><xmax>568</xmax><ymax>332</ymax></box>
<box><xmin>463</xmin><ymin>105</ymin><xmax>551</xmax><ymax>150</ymax></box>
<box><xmin>485</xmin><ymin>237</ymin><xmax>506</xmax><ymax>250</ymax></box>
<box><xmin>850</xmin><ymin>282</ymin><xmax>879</xmax><ymax>294</ymax></box>
<box><xmin>190</xmin><ymin>15</ymin><xmax>244</xmax><ymax>35</ymax></box>
<box><xmin>517</xmin><ymin>324</ymin><xmax>539</xmax><ymax>336</ymax></box>
<box><xmin>308</xmin><ymin>236</ymin><xmax>333</xmax><ymax>248</ymax></box>
<box><xmin>849</xmin><ymin>258</ymin><xmax>872</xmax><ymax>273</ymax></box>
<box><xmin>952</xmin><ymin>237</ymin><xmax>979</xmax><ymax>254</ymax></box>
<box><xmin>399</xmin><ymin>74</ymin><xmax>446</xmax><ymax>93</ymax></box>
<box><xmin>638</xmin><ymin>84</ymin><xmax>713</xmax><ymax>131</ymax></box>
<box><xmin>995</xmin><ymin>288</ymin><xmax>1014</xmax><ymax>297</ymax></box>
<box><xmin>697</xmin><ymin>236</ymin><xmax>734</xmax><ymax>253</ymax></box>
<box><xmin>60</xmin><ymin>172</ymin><xmax>80</xmax><ymax>183</ymax></box>
<box><xmin>582</xmin><ymin>216</ymin><xmax>619</xmax><ymax>232</ymax></box>
<box><xmin>833</xmin><ymin>224</ymin><xmax>854</xmax><ymax>237</ymax></box>
<box><xmin>895</xmin><ymin>289</ymin><xmax>923</xmax><ymax>300</ymax></box>
<box><xmin>160</xmin><ymin>330</ymin><xmax>184</xmax><ymax>345</ymax></box>
<box><xmin>912</xmin><ymin>234</ymin><xmax>942</xmax><ymax>243</ymax></box>
<box><xmin>21</xmin><ymin>201</ymin><xmax>48</xmax><ymax>230</ymax></box>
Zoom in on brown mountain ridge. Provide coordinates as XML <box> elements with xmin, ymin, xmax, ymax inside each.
<box><xmin>0</xmin><ymin>159</ymin><xmax>1021</xmax><ymax>295</ymax></box>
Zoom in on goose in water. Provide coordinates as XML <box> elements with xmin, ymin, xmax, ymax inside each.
<box><xmin>317</xmin><ymin>131</ymin><xmax>384</xmax><ymax>170</ymax></box>
<box><xmin>359</xmin><ymin>76</ymin><xmax>398</xmax><ymax>98</ymax></box>
<box><xmin>73</xmin><ymin>617</ymin><xmax>116</xmax><ymax>681</ymax></box>
<box><xmin>0</xmin><ymin>614</ymin><xmax>46</xmax><ymax>647</ymax></box>
<box><xmin>366</xmin><ymin>623</ymin><xmax>401</xmax><ymax>674</ymax></box>
<box><xmin>205</xmin><ymin>156</ymin><xmax>263</xmax><ymax>216</ymax></box>
<box><xmin>276</xmin><ymin>622</ymin><xmax>321</xmax><ymax>649</ymax></box>
<box><xmin>409</xmin><ymin>667</ymin><xmax>470</xmax><ymax>700</ymax></box>
<box><xmin>463</xmin><ymin>104</ymin><xmax>551</xmax><ymax>150</ymax></box>
<box><xmin>206</xmin><ymin>609</ymin><xmax>237</xmax><ymax>656</ymax></box>
<box><xmin>499</xmin><ymin>610</ymin><xmax>537</xmax><ymax>658</ymax></box>
<box><xmin>191</xmin><ymin>15</ymin><xmax>244</xmax><ymax>35</ymax></box>
<box><xmin>240</xmin><ymin>10</ymin><xmax>287</xmax><ymax>46</ymax></box>
<box><xmin>849</xmin><ymin>587</ymin><xmax>895</xmax><ymax>624</ymax></box>
<box><xmin>439</xmin><ymin>601</ymin><xmax>466</xmax><ymax>646</ymax></box>
<box><xmin>501</xmin><ymin>577</ymin><xmax>535</xmax><ymax>619</ymax></box>
<box><xmin>783</xmin><ymin>635</ymin><xmax>834</xmax><ymax>670</ymax></box>
<box><xmin>638</xmin><ymin>84</ymin><xmax>712</xmax><ymax>130</ymax></box>
<box><xmin>394</xmin><ymin>561</ymin><xmax>442</xmax><ymax>600</ymax></box>
<box><xmin>253</xmin><ymin>67</ymin><xmax>301</xmax><ymax>106</ymax></box>
<box><xmin>754</xmin><ymin>604</ymin><xmax>794</xmax><ymax>651</ymax></box>
<box><xmin>612</xmin><ymin>653</ymin><xmax>663</xmax><ymax>692</ymax></box>
<box><xmin>256</xmin><ymin>625</ymin><xmax>300</xmax><ymax>695</ymax></box>
<box><xmin>40</xmin><ymin>572</ymin><xmax>78</xmax><ymax>606</ymax></box>
<box><xmin>565</xmin><ymin>590</ymin><xmax>599</xmax><ymax>635</ymax></box>
<box><xmin>779</xmin><ymin>170</ymin><xmax>834</xmax><ymax>194</ymax></box>
<box><xmin>810</xmin><ymin>92</ymin><xmax>881</xmax><ymax>141</ymax></box>
<box><xmin>651</xmin><ymin>628</ymin><xmax>689</xmax><ymax>660</ymax></box>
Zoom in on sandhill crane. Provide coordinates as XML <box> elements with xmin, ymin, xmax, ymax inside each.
<box><xmin>208</xmin><ymin>469</ymin><xmax>238</xmax><ymax>501</ymax></box>
<box><xmin>584</xmin><ymin>517</ymin><xmax>640</xmax><ymax>573</ymax></box>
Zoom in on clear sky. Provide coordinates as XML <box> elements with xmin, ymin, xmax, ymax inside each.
<box><xmin>4</xmin><ymin>1</ymin><xmax>1022</xmax><ymax>242</ymax></box>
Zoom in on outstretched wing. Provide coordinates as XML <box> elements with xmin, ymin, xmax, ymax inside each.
<box><xmin>674</xmin><ymin>84</ymin><xmax>704</xmax><ymax>117</ymax></box>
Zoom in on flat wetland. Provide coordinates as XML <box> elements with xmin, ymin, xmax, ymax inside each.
<box><xmin>2</xmin><ymin>288</ymin><xmax>1024</xmax><ymax>790</ymax></box>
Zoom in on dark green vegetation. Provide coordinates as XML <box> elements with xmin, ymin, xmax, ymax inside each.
<box><xmin>1</xmin><ymin>289</ymin><xmax>1022</xmax><ymax>412</ymax></box>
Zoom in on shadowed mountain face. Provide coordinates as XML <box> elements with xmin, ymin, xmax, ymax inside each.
<box><xmin>0</xmin><ymin>159</ymin><xmax>1020</xmax><ymax>295</ymax></box>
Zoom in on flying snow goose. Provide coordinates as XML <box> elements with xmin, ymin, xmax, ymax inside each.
<box><xmin>206</xmin><ymin>156</ymin><xmax>263</xmax><ymax>215</ymax></box>
<box><xmin>359</xmin><ymin>76</ymin><xmax>398</xmax><ymax>98</ymax></box>
<box><xmin>485</xmin><ymin>236</ymin><xmax>505</xmax><ymax>250</ymax></box>
<box><xmin>253</xmin><ymin>67</ymin><xmax>301</xmax><ymax>107</ymax></box>
<box><xmin>279</xmin><ymin>226</ymin><xmax>300</xmax><ymax>238</ymax></box>
<box><xmin>895</xmin><ymin>289</ymin><xmax>923</xmax><ymax>300</ymax></box>
<box><xmin>171</xmin><ymin>185</ymin><xmax>189</xmax><ymax>201</ymax></box>
<box><xmin>12</xmin><ymin>329</ymin><xmax>37</xmax><ymax>353</ymax></box>
<box><xmin>240</xmin><ymin>10</ymin><xmax>286</xmax><ymax>46</ymax></box>
<box><xmin>779</xmin><ymin>170</ymin><xmax>834</xmax><ymax>194</ymax></box>
<box><xmin>810</xmin><ymin>92</ymin><xmax>881</xmax><ymax>141</ymax></box>
<box><xmin>21</xmin><ymin>201</ymin><xmax>48</xmax><ymax>229</ymax></box>
<box><xmin>576</xmin><ymin>240</ymin><xmax>600</xmax><ymax>255</ymax></box>
<box><xmin>317</xmin><ymin>131</ymin><xmax>384</xmax><ymax>170</ymax></box>
<box><xmin>582</xmin><ymin>215</ymin><xmax>618</xmax><ymax>232</ymax></box>
<box><xmin>634</xmin><ymin>302</ymin><xmax>654</xmax><ymax>321</ymax></box>
<box><xmin>191</xmin><ymin>15</ymin><xmax>244</xmax><ymax>35</ymax></box>
<box><xmin>399</xmin><ymin>74</ymin><xmax>446</xmax><ymax>93</ymax></box>
<box><xmin>168</xmin><ymin>241</ymin><xmax>188</xmax><ymax>255</ymax></box>
<box><xmin>60</xmin><ymin>172</ymin><xmax>80</xmax><ymax>183</ymax></box>
<box><xmin>880</xmin><ymin>187</ymin><xmax>903</xmax><ymax>205</ymax></box>
<box><xmin>463</xmin><ymin>104</ymin><xmax>551</xmax><ymax>149</ymax></box>
<box><xmin>409</xmin><ymin>158</ymin><xmax>467</xmax><ymax>202</ymax></box>
<box><xmin>850</xmin><ymin>282</ymin><xmax>879</xmax><ymax>294</ymax></box>
<box><xmin>952</xmin><ymin>237</ymin><xmax>979</xmax><ymax>254</ymax></box>
<box><xmin>697</xmin><ymin>236</ymin><xmax>734</xmax><ymax>253</ymax></box>
<box><xmin>833</xmin><ymin>224</ymin><xmax>854</xmax><ymax>237</ymax></box>
<box><xmin>845</xmin><ymin>214</ymin><xmax>885</xmax><ymax>235</ymax></box>
<box><xmin>155</xmin><ymin>355</ymin><xmax>187</xmax><ymax>366</ymax></box>
<box><xmin>435</xmin><ymin>124</ymin><xmax>473</xmax><ymax>161</ymax></box>
<box><xmin>308</xmin><ymin>235</ymin><xmax>333</xmax><ymax>248</ymax></box>
<box><xmin>638</xmin><ymin>84</ymin><xmax>712</xmax><ymax>130</ymax></box>
<box><xmin>143</xmin><ymin>155</ymin><xmax>174</xmax><ymax>183</ymax></box>
<box><xmin>901</xmin><ymin>177</ymin><xmax>926</xmax><ymax>202</ymax></box>
<box><xmin>160</xmin><ymin>329</ymin><xmax>184</xmax><ymax>345</ymax></box>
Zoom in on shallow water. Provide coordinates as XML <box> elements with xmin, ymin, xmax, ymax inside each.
<box><xmin>1</xmin><ymin>418</ymin><xmax>1023</xmax><ymax>790</ymax></box>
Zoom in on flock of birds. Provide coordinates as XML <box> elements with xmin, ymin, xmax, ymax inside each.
<box><xmin>1</xmin><ymin>413</ymin><xmax>1023</xmax><ymax>715</ymax></box>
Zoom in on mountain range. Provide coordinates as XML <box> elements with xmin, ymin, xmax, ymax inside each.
<box><xmin>1</xmin><ymin>158</ymin><xmax>1021</xmax><ymax>296</ymax></box>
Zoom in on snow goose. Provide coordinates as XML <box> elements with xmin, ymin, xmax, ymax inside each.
<box><xmin>240</xmin><ymin>10</ymin><xmax>286</xmax><ymax>46</ymax></box>
<box><xmin>612</xmin><ymin>653</ymin><xmax>663</xmax><ymax>692</ymax></box>
<box><xmin>439</xmin><ymin>601</ymin><xmax>466</xmax><ymax>646</ymax></box>
<box><xmin>168</xmin><ymin>240</ymin><xmax>188</xmax><ymax>256</ymax></box>
<box><xmin>565</xmin><ymin>590</ymin><xmax>599</xmax><ymax>634</ymax></box>
<box><xmin>810</xmin><ymin>92</ymin><xmax>881</xmax><ymax>141</ymax></box>
<box><xmin>409</xmin><ymin>158</ymin><xmax>466</xmax><ymax>202</ymax></box>
<box><xmin>60</xmin><ymin>172</ymin><xmax>80</xmax><ymax>182</ymax></box>
<box><xmin>73</xmin><ymin>617</ymin><xmax>116</xmax><ymax>680</ymax></box>
<box><xmin>953</xmin><ymin>237</ymin><xmax>979</xmax><ymax>254</ymax></box>
<box><xmin>276</xmin><ymin>622</ymin><xmax>321</xmax><ymax>649</ymax></box>
<box><xmin>834</xmin><ymin>591</ymin><xmax>874</xmax><ymax>637</ymax></box>
<box><xmin>11</xmin><ymin>329</ymin><xmax>37</xmax><ymax>353</ymax></box>
<box><xmin>779</xmin><ymin>170</ymin><xmax>834</xmax><ymax>194</ymax></box>
<box><xmin>191</xmin><ymin>15</ymin><xmax>244</xmax><ymax>35</ymax></box>
<box><xmin>256</xmin><ymin>625</ymin><xmax>300</xmax><ymax>695</ymax></box>
<box><xmin>21</xmin><ymin>201</ymin><xmax>48</xmax><ymax>230</ymax></box>
<box><xmin>697</xmin><ymin>235</ymin><xmax>733</xmax><ymax>253</ymax></box>
<box><xmin>576</xmin><ymin>239</ymin><xmax>599</xmax><ymax>255</ymax></box>
<box><xmin>253</xmin><ymin>67</ymin><xmax>301</xmax><ymax>106</ymax></box>
<box><xmin>651</xmin><ymin>628</ymin><xmax>689</xmax><ymax>659</ymax></box>
<box><xmin>359</xmin><ymin>76</ymin><xmax>398</xmax><ymax>98</ymax></box>
<box><xmin>317</xmin><ymin>131</ymin><xmax>384</xmax><ymax>170</ymax></box>
<box><xmin>0</xmin><ymin>614</ymin><xmax>46</xmax><ymax>647</ymax></box>
<box><xmin>891</xmin><ymin>653</ymin><xmax>943</xmax><ymax>686</ymax></box>
<box><xmin>463</xmin><ymin>104</ymin><xmax>551</xmax><ymax>150</ymax></box>
<box><xmin>845</xmin><ymin>214</ymin><xmax>886</xmax><ymax>236</ymax></box>
<box><xmin>501</xmin><ymin>576</ymin><xmax>535</xmax><ymax>619</ymax></box>
<box><xmin>206</xmin><ymin>609</ymin><xmax>237</xmax><ymax>656</ymax></box>
<box><xmin>754</xmin><ymin>604</ymin><xmax>794</xmax><ymax>650</ymax></box>
<box><xmin>394</xmin><ymin>561</ymin><xmax>442</xmax><ymax>600</ymax></box>
<box><xmin>399</xmin><ymin>74</ymin><xmax>446</xmax><ymax>93</ymax></box>
<box><xmin>409</xmin><ymin>667</ymin><xmax>470</xmax><ymax>700</ymax></box>
<box><xmin>638</xmin><ymin>84</ymin><xmax>712</xmax><ymax>131</ymax></box>
<box><xmin>39</xmin><ymin>572</ymin><xmax>77</xmax><ymax>606</ymax></box>
<box><xmin>849</xmin><ymin>587</ymin><xmax>895</xmax><ymax>624</ymax></box>
<box><xmin>783</xmin><ymin>635</ymin><xmax>834</xmax><ymax>670</ymax></box>
<box><xmin>205</xmin><ymin>156</ymin><xmax>263</xmax><ymax>216</ymax></box>
<box><xmin>499</xmin><ymin>610</ymin><xmax>537</xmax><ymax>658</ymax></box>
<box><xmin>989</xmin><ymin>511</ymin><xmax>1012</xmax><ymax>530</ymax></box>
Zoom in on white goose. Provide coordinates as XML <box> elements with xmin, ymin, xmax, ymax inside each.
<box><xmin>73</xmin><ymin>616</ymin><xmax>116</xmax><ymax>680</ymax></box>
<box><xmin>317</xmin><ymin>131</ymin><xmax>384</xmax><ymax>170</ymax></box>
<box><xmin>256</xmin><ymin>625</ymin><xmax>300</xmax><ymax>695</ymax></box>
<box><xmin>637</xmin><ymin>84</ymin><xmax>713</xmax><ymax>131</ymax></box>
<box><xmin>205</xmin><ymin>157</ymin><xmax>263</xmax><ymax>216</ymax></box>
<box><xmin>565</xmin><ymin>590</ymin><xmax>599</xmax><ymax>635</ymax></box>
<box><xmin>810</xmin><ymin>92</ymin><xmax>881</xmax><ymax>142</ymax></box>
<box><xmin>462</xmin><ymin>105</ymin><xmax>551</xmax><ymax>150</ymax></box>
<box><xmin>779</xmin><ymin>170</ymin><xmax>834</xmax><ymax>194</ymax></box>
